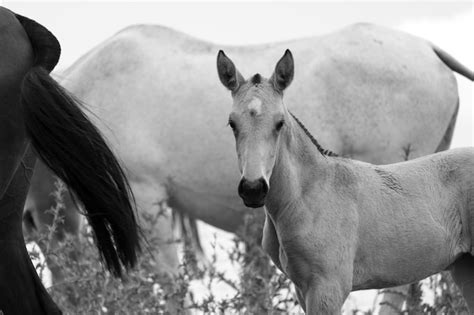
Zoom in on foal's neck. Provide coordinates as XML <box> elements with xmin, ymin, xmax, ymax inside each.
<box><xmin>266</xmin><ymin>112</ymin><xmax>331</xmax><ymax>220</ymax></box>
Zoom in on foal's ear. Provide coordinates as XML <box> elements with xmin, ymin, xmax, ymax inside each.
<box><xmin>270</xmin><ymin>49</ymin><xmax>294</xmax><ymax>92</ymax></box>
<box><xmin>217</xmin><ymin>50</ymin><xmax>245</xmax><ymax>92</ymax></box>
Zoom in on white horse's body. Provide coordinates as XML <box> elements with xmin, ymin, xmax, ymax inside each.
<box><xmin>59</xmin><ymin>23</ymin><xmax>463</xmax><ymax>232</ymax></box>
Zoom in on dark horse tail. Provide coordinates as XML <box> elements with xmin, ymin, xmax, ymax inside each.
<box><xmin>15</xmin><ymin>14</ymin><xmax>140</xmax><ymax>277</ymax></box>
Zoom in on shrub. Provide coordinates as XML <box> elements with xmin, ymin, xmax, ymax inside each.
<box><xmin>28</xmin><ymin>179</ymin><xmax>467</xmax><ymax>314</ymax></box>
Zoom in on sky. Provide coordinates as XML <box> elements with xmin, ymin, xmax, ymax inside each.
<box><xmin>3</xmin><ymin>1</ymin><xmax>473</xmax><ymax>312</ymax></box>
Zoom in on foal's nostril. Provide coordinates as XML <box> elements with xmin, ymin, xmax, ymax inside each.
<box><xmin>239</xmin><ymin>178</ymin><xmax>260</xmax><ymax>195</ymax></box>
<box><xmin>259</xmin><ymin>178</ymin><xmax>269</xmax><ymax>195</ymax></box>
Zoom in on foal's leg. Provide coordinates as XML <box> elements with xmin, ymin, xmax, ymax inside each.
<box><xmin>295</xmin><ymin>286</ymin><xmax>306</xmax><ymax>312</ymax></box>
<box><xmin>263</xmin><ymin>213</ymin><xmax>310</xmax><ymax>312</ymax></box>
<box><xmin>450</xmin><ymin>254</ymin><xmax>474</xmax><ymax>312</ymax></box>
<box><xmin>304</xmin><ymin>277</ymin><xmax>351</xmax><ymax>315</ymax></box>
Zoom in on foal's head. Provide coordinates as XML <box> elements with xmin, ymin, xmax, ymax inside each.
<box><xmin>217</xmin><ymin>50</ymin><xmax>294</xmax><ymax>208</ymax></box>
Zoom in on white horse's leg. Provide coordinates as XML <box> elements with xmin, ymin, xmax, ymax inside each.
<box><xmin>129</xmin><ymin>181</ymin><xmax>182</xmax><ymax>311</ymax></box>
<box><xmin>450</xmin><ymin>254</ymin><xmax>474</xmax><ymax>312</ymax></box>
<box><xmin>133</xmin><ymin>181</ymin><xmax>179</xmax><ymax>274</ymax></box>
<box><xmin>375</xmin><ymin>285</ymin><xmax>409</xmax><ymax>314</ymax></box>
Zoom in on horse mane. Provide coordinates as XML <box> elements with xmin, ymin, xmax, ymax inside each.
<box><xmin>289</xmin><ymin>111</ymin><xmax>338</xmax><ymax>157</ymax></box>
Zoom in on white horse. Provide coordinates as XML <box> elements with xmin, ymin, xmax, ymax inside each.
<box><xmin>217</xmin><ymin>49</ymin><xmax>474</xmax><ymax>314</ymax></box>
<box><xmin>23</xmin><ymin>23</ymin><xmax>472</xmax><ymax>312</ymax></box>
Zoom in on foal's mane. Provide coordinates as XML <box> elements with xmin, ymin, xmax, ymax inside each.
<box><xmin>289</xmin><ymin>111</ymin><xmax>338</xmax><ymax>157</ymax></box>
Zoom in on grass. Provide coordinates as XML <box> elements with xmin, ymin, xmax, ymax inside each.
<box><xmin>28</xmin><ymin>179</ymin><xmax>468</xmax><ymax>314</ymax></box>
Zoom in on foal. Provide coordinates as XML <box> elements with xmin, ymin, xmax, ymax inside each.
<box><xmin>217</xmin><ymin>50</ymin><xmax>474</xmax><ymax>314</ymax></box>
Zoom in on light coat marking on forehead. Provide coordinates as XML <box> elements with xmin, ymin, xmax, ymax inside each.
<box><xmin>248</xmin><ymin>97</ymin><xmax>262</xmax><ymax>116</ymax></box>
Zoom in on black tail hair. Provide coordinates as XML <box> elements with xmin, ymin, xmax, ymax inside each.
<box><xmin>16</xmin><ymin>14</ymin><xmax>140</xmax><ymax>276</ymax></box>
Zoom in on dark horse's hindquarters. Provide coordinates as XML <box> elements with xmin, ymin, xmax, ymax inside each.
<box><xmin>0</xmin><ymin>7</ymin><xmax>141</xmax><ymax>314</ymax></box>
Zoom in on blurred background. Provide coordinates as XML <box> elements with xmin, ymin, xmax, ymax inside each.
<box><xmin>4</xmin><ymin>1</ymin><xmax>472</xmax><ymax>313</ymax></box>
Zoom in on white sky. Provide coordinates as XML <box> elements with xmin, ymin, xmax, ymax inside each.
<box><xmin>3</xmin><ymin>1</ymin><xmax>473</xmax><ymax>312</ymax></box>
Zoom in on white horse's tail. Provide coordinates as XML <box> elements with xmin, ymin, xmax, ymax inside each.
<box><xmin>432</xmin><ymin>45</ymin><xmax>474</xmax><ymax>81</ymax></box>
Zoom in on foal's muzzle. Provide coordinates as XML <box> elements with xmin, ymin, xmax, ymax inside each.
<box><xmin>238</xmin><ymin>177</ymin><xmax>268</xmax><ymax>208</ymax></box>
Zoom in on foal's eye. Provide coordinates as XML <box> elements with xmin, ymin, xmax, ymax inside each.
<box><xmin>275</xmin><ymin>120</ymin><xmax>285</xmax><ymax>131</ymax></box>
